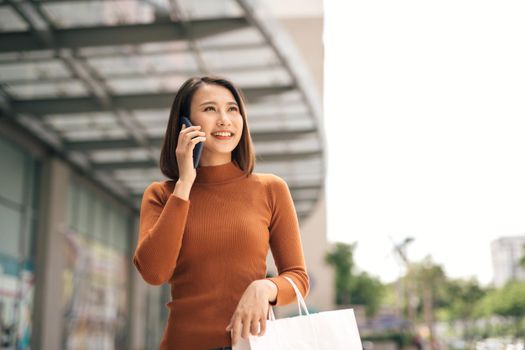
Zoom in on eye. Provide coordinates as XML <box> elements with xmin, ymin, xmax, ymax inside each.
<box><xmin>204</xmin><ymin>106</ymin><xmax>216</xmax><ymax>112</ymax></box>
<box><xmin>229</xmin><ymin>106</ymin><xmax>239</xmax><ymax>112</ymax></box>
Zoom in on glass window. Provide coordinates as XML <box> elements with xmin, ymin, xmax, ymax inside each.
<box><xmin>62</xmin><ymin>129</ymin><xmax>128</xmax><ymax>142</ymax></box>
<box><xmin>66</xmin><ymin>182</ymin><xmax>76</xmax><ymax>230</ymax></box>
<box><xmin>0</xmin><ymin>203</ymin><xmax>21</xmax><ymax>257</ymax></box>
<box><xmin>0</xmin><ymin>135</ymin><xmax>40</xmax><ymax>350</ymax></box>
<box><xmin>112</xmin><ymin>212</ymin><xmax>129</xmax><ymax>254</ymax></box>
<box><xmin>44</xmin><ymin>112</ymin><xmax>118</xmax><ymax>131</ymax></box>
<box><xmin>145</xmin><ymin>284</ymin><xmax>171</xmax><ymax>349</ymax></box>
<box><xmin>86</xmin><ymin>52</ymin><xmax>197</xmax><ymax>77</ymax></box>
<box><xmin>0</xmin><ymin>137</ymin><xmax>26</xmax><ymax>205</ymax></box>
<box><xmin>64</xmin><ymin>179</ymin><xmax>131</xmax><ymax>349</ymax></box>
<box><xmin>0</xmin><ymin>60</ymin><xmax>71</xmax><ymax>82</ymax></box>
<box><xmin>219</xmin><ymin>67</ymin><xmax>292</xmax><ymax>87</ymax></box>
<box><xmin>6</xmin><ymin>80</ymin><xmax>88</xmax><ymax>99</ymax></box>
<box><xmin>93</xmin><ymin>198</ymin><xmax>109</xmax><ymax>243</ymax></box>
<box><xmin>90</xmin><ymin>148</ymin><xmax>150</xmax><ymax>163</ymax></box>
<box><xmin>0</xmin><ymin>6</ymin><xmax>28</xmax><ymax>32</ymax></box>
<box><xmin>177</xmin><ymin>0</ymin><xmax>243</xmax><ymax>19</ymax></box>
<box><xmin>202</xmin><ymin>47</ymin><xmax>278</xmax><ymax>71</ymax></box>
<box><xmin>106</xmin><ymin>75</ymin><xmax>189</xmax><ymax>95</ymax></box>
<box><xmin>42</xmin><ymin>1</ymin><xmax>156</xmax><ymax>29</ymax></box>
<box><xmin>76</xmin><ymin>186</ymin><xmax>94</xmax><ymax>236</ymax></box>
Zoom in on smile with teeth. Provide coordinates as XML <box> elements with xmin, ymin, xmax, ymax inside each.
<box><xmin>212</xmin><ymin>132</ymin><xmax>233</xmax><ymax>137</ymax></box>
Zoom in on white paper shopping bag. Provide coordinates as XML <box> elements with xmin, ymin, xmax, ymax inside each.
<box><xmin>233</xmin><ymin>276</ymin><xmax>363</xmax><ymax>350</ymax></box>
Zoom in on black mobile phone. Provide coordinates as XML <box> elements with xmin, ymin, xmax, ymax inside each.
<box><xmin>179</xmin><ymin>116</ymin><xmax>203</xmax><ymax>168</ymax></box>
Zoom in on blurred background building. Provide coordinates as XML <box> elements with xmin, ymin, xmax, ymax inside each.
<box><xmin>0</xmin><ymin>0</ymin><xmax>329</xmax><ymax>349</ymax></box>
<box><xmin>491</xmin><ymin>235</ymin><xmax>525</xmax><ymax>287</ymax></box>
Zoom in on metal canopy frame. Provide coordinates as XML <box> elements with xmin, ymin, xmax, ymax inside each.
<box><xmin>10</xmin><ymin>86</ymin><xmax>295</xmax><ymax>114</ymax></box>
<box><xmin>0</xmin><ymin>0</ymin><xmax>325</xmax><ymax>220</ymax></box>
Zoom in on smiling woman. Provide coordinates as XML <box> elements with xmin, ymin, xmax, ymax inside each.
<box><xmin>132</xmin><ymin>76</ymin><xmax>310</xmax><ymax>349</ymax></box>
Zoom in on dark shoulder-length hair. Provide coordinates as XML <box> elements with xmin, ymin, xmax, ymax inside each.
<box><xmin>159</xmin><ymin>75</ymin><xmax>256</xmax><ymax>180</ymax></box>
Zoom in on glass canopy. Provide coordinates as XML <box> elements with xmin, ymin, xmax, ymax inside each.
<box><xmin>0</xmin><ymin>0</ymin><xmax>324</xmax><ymax>220</ymax></box>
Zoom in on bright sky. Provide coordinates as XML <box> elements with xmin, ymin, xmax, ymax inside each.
<box><xmin>324</xmin><ymin>0</ymin><xmax>525</xmax><ymax>286</ymax></box>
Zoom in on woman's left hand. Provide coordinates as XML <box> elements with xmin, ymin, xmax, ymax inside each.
<box><xmin>226</xmin><ymin>280</ymin><xmax>276</xmax><ymax>346</ymax></box>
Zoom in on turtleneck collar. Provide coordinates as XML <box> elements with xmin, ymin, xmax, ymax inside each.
<box><xmin>194</xmin><ymin>160</ymin><xmax>246</xmax><ymax>185</ymax></box>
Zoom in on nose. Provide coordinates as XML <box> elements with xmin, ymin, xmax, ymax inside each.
<box><xmin>217</xmin><ymin>109</ymin><xmax>232</xmax><ymax>126</ymax></box>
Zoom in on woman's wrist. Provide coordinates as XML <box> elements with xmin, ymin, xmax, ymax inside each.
<box><xmin>254</xmin><ymin>279</ymin><xmax>278</xmax><ymax>304</ymax></box>
<box><xmin>172</xmin><ymin>179</ymin><xmax>193</xmax><ymax>201</ymax></box>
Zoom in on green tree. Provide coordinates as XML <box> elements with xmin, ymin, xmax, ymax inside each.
<box><xmin>407</xmin><ymin>256</ymin><xmax>446</xmax><ymax>343</ymax></box>
<box><xmin>351</xmin><ymin>271</ymin><xmax>385</xmax><ymax>317</ymax></box>
<box><xmin>325</xmin><ymin>242</ymin><xmax>355</xmax><ymax>305</ymax></box>
<box><xmin>325</xmin><ymin>242</ymin><xmax>385</xmax><ymax>317</ymax></box>
<box><xmin>442</xmin><ymin>278</ymin><xmax>485</xmax><ymax>319</ymax></box>
<box><xmin>494</xmin><ymin>281</ymin><xmax>525</xmax><ymax>318</ymax></box>
<box><xmin>474</xmin><ymin>281</ymin><xmax>525</xmax><ymax>337</ymax></box>
<box><xmin>440</xmin><ymin>278</ymin><xmax>486</xmax><ymax>341</ymax></box>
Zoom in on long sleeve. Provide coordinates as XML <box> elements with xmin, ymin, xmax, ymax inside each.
<box><xmin>132</xmin><ymin>182</ymin><xmax>190</xmax><ymax>285</ymax></box>
<box><xmin>264</xmin><ymin>175</ymin><xmax>310</xmax><ymax>306</ymax></box>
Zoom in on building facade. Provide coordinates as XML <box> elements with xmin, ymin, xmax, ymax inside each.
<box><xmin>491</xmin><ymin>235</ymin><xmax>525</xmax><ymax>287</ymax></box>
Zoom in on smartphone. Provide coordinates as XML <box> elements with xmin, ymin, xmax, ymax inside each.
<box><xmin>179</xmin><ymin>116</ymin><xmax>203</xmax><ymax>168</ymax></box>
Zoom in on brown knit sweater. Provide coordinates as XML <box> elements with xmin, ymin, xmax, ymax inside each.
<box><xmin>133</xmin><ymin>160</ymin><xmax>310</xmax><ymax>349</ymax></box>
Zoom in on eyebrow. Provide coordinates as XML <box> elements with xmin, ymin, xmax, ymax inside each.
<box><xmin>199</xmin><ymin>101</ymin><xmax>238</xmax><ymax>107</ymax></box>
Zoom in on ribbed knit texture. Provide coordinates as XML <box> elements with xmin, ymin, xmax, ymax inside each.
<box><xmin>132</xmin><ymin>160</ymin><xmax>310</xmax><ymax>349</ymax></box>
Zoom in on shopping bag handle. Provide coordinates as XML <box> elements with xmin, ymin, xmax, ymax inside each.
<box><xmin>267</xmin><ymin>276</ymin><xmax>309</xmax><ymax>321</ymax></box>
<box><xmin>266</xmin><ymin>277</ymin><xmax>321</xmax><ymax>349</ymax></box>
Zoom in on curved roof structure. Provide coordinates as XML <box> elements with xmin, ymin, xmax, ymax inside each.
<box><xmin>0</xmin><ymin>0</ymin><xmax>325</xmax><ymax>220</ymax></box>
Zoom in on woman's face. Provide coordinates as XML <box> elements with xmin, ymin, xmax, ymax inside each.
<box><xmin>189</xmin><ymin>84</ymin><xmax>244</xmax><ymax>162</ymax></box>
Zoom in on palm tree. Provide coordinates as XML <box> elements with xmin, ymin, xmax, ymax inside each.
<box><xmin>409</xmin><ymin>256</ymin><xmax>446</xmax><ymax>349</ymax></box>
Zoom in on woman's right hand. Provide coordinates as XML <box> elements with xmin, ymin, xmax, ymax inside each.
<box><xmin>176</xmin><ymin>123</ymin><xmax>206</xmax><ymax>184</ymax></box>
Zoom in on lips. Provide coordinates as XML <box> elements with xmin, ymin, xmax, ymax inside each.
<box><xmin>211</xmin><ymin>130</ymin><xmax>235</xmax><ymax>141</ymax></box>
<box><xmin>213</xmin><ymin>134</ymin><xmax>233</xmax><ymax>140</ymax></box>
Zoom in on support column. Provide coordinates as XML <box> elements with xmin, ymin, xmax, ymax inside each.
<box><xmin>130</xmin><ymin>215</ymin><xmax>148</xmax><ymax>350</ymax></box>
<box><xmin>33</xmin><ymin>157</ymin><xmax>70</xmax><ymax>350</ymax></box>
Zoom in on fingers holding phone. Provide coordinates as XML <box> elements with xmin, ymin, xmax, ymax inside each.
<box><xmin>176</xmin><ymin>123</ymin><xmax>206</xmax><ymax>183</ymax></box>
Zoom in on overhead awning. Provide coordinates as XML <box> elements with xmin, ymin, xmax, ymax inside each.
<box><xmin>0</xmin><ymin>0</ymin><xmax>325</xmax><ymax>221</ymax></box>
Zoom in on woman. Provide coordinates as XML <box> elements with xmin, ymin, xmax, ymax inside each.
<box><xmin>133</xmin><ymin>76</ymin><xmax>310</xmax><ymax>349</ymax></box>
